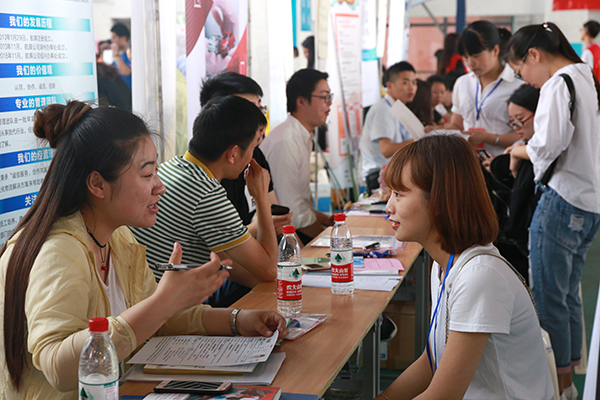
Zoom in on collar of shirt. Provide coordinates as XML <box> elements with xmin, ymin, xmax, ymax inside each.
<box><xmin>384</xmin><ymin>93</ymin><xmax>396</xmax><ymax>106</ymax></box>
<box><xmin>184</xmin><ymin>151</ymin><xmax>216</xmax><ymax>179</ymax></box>
<box><xmin>287</xmin><ymin>114</ymin><xmax>313</xmax><ymax>148</ymax></box>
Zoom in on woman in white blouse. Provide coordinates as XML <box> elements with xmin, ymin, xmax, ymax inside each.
<box><xmin>507</xmin><ymin>22</ymin><xmax>600</xmax><ymax>399</ymax></box>
<box><xmin>447</xmin><ymin>20</ymin><xmax>522</xmax><ymax>156</ymax></box>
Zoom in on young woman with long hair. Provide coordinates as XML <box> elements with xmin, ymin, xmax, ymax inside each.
<box><xmin>506</xmin><ymin>22</ymin><xmax>600</xmax><ymax>398</ymax></box>
<box><xmin>375</xmin><ymin>135</ymin><xmax>553</xmax><ymax>400</ymax></box>
<box><xmin>448</xmin><ymin>20</ymin><xmax>522</xmax><ymax>156</ymax></box>
<box><xmin>0</xmin><ymin>101</ymin><xmax>287</xmax><ymax>399</ymax></box>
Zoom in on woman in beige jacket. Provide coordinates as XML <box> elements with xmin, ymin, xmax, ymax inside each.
<box><xmin>0</xmin><ymin>101</ymin><xmax>287</xmax><ymax>399</ymax></box>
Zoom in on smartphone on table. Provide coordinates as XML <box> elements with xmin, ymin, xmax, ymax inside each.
<box><xmin>154</xmin><ymin>380</ymin><xmax>232</xmax><ymax>394</ymax></box>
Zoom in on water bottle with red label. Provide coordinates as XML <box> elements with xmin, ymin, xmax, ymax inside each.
<box><xmin>277</xmin><ymin>225</ymin><xmax>302</xmax><ymax>316</ymax></box>
<box><xmin>331</xmin><ymin>213</ymin><xmax>354</xmax><ymax>295</ymax></box>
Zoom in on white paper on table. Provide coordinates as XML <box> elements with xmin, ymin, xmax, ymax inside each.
<box><xmin>122</xmin><ymin>353</ymin><xmax>287</xmax><ymax>386</ymax></box>
<box><xmin>390</xmin><ymin>100</ymin><xmax>425</xmax><ymax>140</ymax></box>
<box><xmin>302</xmin><ymin>275</ymin><xmax>401</xmax><ymax>291</ymax></box>
<box><xmin>311</xmin><ymin>235</ymin><xmax>404</xmax><ymax>250</ymax></box>
<box><xmin>128</xmin><ymin>332</ymin><xmax>279</xmax><ymax>367</ymax></box>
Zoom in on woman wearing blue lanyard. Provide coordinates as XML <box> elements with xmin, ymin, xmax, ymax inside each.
<box><xmin>448</xmin><ymin>21</ymin><xmax>522</xmax><ymax>157</ymax></box>
<box><xmin>376</xmin><ymin>135</ymin><xmax>553</xmax><ymax>400</ymax></box>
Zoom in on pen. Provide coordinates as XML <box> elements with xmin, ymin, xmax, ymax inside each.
<box><xmin>364</xmin><ymin>242</ymin><xmax>380</xmax><ymax>250</ymax></box>
<box><xmin>155</xmin><ymin>263</ymin><xmax>233</xmax><ymax>271</ymax></box>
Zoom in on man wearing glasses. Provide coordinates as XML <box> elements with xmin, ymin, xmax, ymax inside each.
<box><xmin>261</xmin><ymin>68</ymin><xmax>335</xmax><ymax>244</ymax></box>
<box><xmin>360</xmin><ymin>61</ymin><xmax>417</xmax><ymax>194</ymax></box>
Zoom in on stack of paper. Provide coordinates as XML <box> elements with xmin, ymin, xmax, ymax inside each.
<box><xmin>311</xmin><ymin>235</ymin><xmax>405</xmax><ymax>250</ymax></box>
<box><xmin>123</xmin><ymin>334</ymin><xmax>284</xmax><ymax>385</ymax></box>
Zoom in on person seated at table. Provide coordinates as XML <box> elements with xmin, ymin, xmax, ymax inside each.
<box><xmin>200</xmin><ymin>72</ymin><xmax>292</xmax><ymax>237</ymax></box>
<box><xmin>132</xmin><ymin>95</ymin><xmax>278</xmax><ymax>306</ymax></box>
<box><xmin>0</xmin><ymin>101</ymin><xmax>287</xmax><ymax>399</ymax></box>
<box><xmin>377</xmin><ymin>135</ymin><xmax>553</xmax><ymax>400</ymax></box>
<box><xmin>260</xmin><ymin>69</ymin><xmax>335</xmax><ymax>245</ymax></box>
<box><xmin>360</xmin><ymin>61</ymin><xmax>417</xmax><ymax>195</ymax></box>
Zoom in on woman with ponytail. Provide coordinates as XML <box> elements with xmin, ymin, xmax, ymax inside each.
<box><xmin>0</xmin><ymin>102</ymin><xmax>287</xmax><ymax>399</ymax></box>
<box><xmin>447</xmin><ymin>20</ymin><xmax>522</xmax><ymax>156</ymax></box>
<box><xmin>506</xmin><ymin>22</ymin><xmax>600</xmax><ymax>399</ymax></box>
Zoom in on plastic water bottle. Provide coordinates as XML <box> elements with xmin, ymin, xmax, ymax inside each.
<box><xmin>331</xmin><ymin>213</ymin><xmax>354</xmax><ymax>295</ymax></box>
<box><xmin>79</xmin><ymin>317</ymin><xmax>119</xmax><ymax>400</ymax></box>
<box><xmin>277</xmin><ymin>225</ymin><xmax>302</xmax><ymax>316</ymax></box>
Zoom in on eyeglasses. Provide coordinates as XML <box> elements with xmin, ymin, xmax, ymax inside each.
<box><xmin>259</xmin><ymin>105</ymin><xmax>268</xmax><ymax>114</ymax></box>
<box><xmin>514</xmin><ymin>55</ymin><xmax>527</xmax><ymax>81</ymax></box>
<box><xmin>513</xmin><ymin>23</ymin><xmax>552</xmax><ymax>81</ymax></box>
<box><xmin>311</xmin><ymin>92</ymin><xmax>334</xmax><ymax>103</ymax></box>
<box><xmin>507</xmin><ymin>113</ymin><xmax>535</xmax><ymax>130</ymax></box>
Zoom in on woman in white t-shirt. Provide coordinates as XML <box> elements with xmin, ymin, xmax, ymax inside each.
<box><xmin>448</xmin><ymin>21</ymin><xmax>522</xmax><ymax>157</ymax></box>
<box><xmin>506</xmin><ymin>22</ymin><xmax>600</xmax><ymax>399</ymax></box>
<box><xmin>376</xmin><ymin>135</ymin><xmax>553</xmax><ymax>400</ymax></box>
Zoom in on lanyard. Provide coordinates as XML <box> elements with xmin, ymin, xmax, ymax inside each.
<box><xmin>426</xmin><ymin>254</ymin><xmax>455</xmax><ymax>375</ymax></box>
<box><xmin>475</xmin><ymin>79</ymin><xmax>503</xmax><ymax>121</ymax></box>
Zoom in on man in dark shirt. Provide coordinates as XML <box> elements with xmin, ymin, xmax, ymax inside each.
<box><xmin>200</xmin><ymin>73</ymin><xmax>292</xmax><ymax>236</ymax></box>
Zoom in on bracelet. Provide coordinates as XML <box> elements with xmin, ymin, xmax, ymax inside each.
<box><xmin>494</xmin><ymin>134</ymin><xmax>500</xmax><ymax>146</ymax></box>
<box><xmin>229</xmin><ymin>308</ymin><xmax>241</xmax><ymax>336</ymax></box>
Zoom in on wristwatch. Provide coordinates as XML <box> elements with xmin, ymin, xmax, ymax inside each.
<box><xmin>229</xmin><ymin>308</ymin><xmax>242</xmax><ymax>336</ymax></box>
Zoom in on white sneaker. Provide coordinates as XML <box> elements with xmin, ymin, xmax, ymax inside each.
<box><xmin>562</xmin><ymin>383</ymin><xmax>578</xmax><ymax>400</ymax></box>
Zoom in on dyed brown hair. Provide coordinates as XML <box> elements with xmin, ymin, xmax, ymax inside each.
<box><xmin>383</xmin><ymin>135</ymin><xmax>498</xmax><ymax>254</ymax></box>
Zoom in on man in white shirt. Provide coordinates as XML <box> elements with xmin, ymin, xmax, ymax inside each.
<box><xmin>261</xmin><ymin>69</ymin><xmax>334</xmax><ymax>244</ymax></box>
<box><xmin>360</xmin><ymin>61</ymin><xmax>417</xmax><ymax>193</ymax></box>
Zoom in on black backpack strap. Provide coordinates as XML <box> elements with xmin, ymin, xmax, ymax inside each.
<box><xmin>541</xmin><ymin>73</ymin><xmax>576</xmax><ymax>186</ymax></box>
<box><xmin>560</xmin><ymin>73</ymin><xmax>576</xmax><ymax>121</ymax></box>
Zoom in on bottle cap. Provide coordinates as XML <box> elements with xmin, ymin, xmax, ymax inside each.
<box><xmin>282</xmin><ymin>225</ymin><xmax>295</xmax><ymax>234</ymax></box>
<box><xmin>88</xmin><ymin>317</ymin><xmax>109</xmax><ymax>332</ymax></box>
<box><xmin>334</xmin><ymin>213</ymin><xmax>346</xmax><ymax>222</ymax></box>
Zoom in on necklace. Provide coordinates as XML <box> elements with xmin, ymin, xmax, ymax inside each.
<box><xmin>86</xmin><ymin>228</ymin><xmax>108</xmax><ymax>271</ymax></box>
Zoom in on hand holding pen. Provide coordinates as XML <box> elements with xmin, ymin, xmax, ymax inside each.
<box><xmin>152</xmin><ymin>243</ymin><xmax>230</xmax><ymax>313</ymax></box>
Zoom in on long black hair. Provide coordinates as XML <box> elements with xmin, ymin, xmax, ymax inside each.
<box><xmin>506</xmin><ymin>22</ymin><xmax>600</xmax><ymax>109</ymax></box>
<box><xmin>2</xmin><ymin>101</ymin><xmax>152</xmax><ymax>390</ymax></box>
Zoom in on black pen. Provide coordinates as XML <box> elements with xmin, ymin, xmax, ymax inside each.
<box><xmin>364</xmin><ymin>242</ymin><xmax>380</xmax><ymax>250</ymax></box>
<box><xmin>155</xmin><ymin>263</ymin><xmax>233</xmax><ymax>271</ymax></box>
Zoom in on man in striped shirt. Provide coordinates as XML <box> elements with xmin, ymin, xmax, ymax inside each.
<box><xmin>131</xmin><ymin>96</ymin><xmax>278</xmax><ymax>306</ymax></box>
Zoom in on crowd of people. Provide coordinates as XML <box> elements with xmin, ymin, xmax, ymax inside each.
<box><xmin>1</xmin><ymin>17</ymin><xmax>600</xmax><ymax>400</ymax></box>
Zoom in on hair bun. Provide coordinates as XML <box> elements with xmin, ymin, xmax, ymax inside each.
<box><xmin>33</xmin><ymin>101</ymin><xmax>91</xmax><ymax>148</ymax></box>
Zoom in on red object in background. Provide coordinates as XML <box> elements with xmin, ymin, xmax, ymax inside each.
<box><xmin>553</xmin><ymin>0</ymin><xmax>600</xmax><ymax>10</ymax></box>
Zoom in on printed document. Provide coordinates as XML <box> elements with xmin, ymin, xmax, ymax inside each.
<box><xmin>128</xmin><ymin>332</ymin><xmax>279</xmax><ymax>367</ymax></box>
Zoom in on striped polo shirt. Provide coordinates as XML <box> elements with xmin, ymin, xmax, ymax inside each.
<box><xmin>131</xmin><ymin>152</ymin><xmax>251</xmax><ymax>280</ymax></box>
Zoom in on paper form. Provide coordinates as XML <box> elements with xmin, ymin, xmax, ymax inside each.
<box><xmin>128</xmin><ymin>332</ymin><xmax>279</xmax><ymax>367</ymax></box>
<box><xmin>302</xmin><ymin>275</ymin><xmax>401</xmax><ymax>291</ymax></box>
<box><xmin>390</xmin><ymin>100</ymin><xmax>425</xmax><ymax>140</ymax></box>
<box><xmin>311</xmin><ymin>235</ymin><xmax>404</xmax><ymax>250</ymax></box>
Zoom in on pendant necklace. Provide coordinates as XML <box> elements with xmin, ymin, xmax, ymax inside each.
<box><xmin>86</xmin><ymin>227</ymin><xmax>108</xmax><ymax>271</ymax></box>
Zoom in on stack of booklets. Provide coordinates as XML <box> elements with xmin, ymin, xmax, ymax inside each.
<box><xmin>123</xmin><ymin>332</ymin><xmax>285</xmax><ymax>386</ymax></box>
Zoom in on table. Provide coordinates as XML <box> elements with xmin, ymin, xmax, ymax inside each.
<box><xmin>120</xmin><ymin>216</ymin><xmax>423</xmax><ymax>399</ymax></box>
